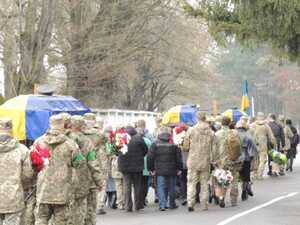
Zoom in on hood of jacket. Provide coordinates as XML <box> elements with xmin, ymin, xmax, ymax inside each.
<box><xmin>82</xmin><ymin>126</ymin><xmax>99</xmax><ymax>135</ymax></box>
<box><xmin>158</xmin><ymin>132</ymin><xmax>171</xmax><ymax>142</ymax></box>
<box><xmin>44</xmin><ymin>130</ymin><xmax>67</xmax><ymax>145</ymax></box>
<box><xmin>255</xmin><ymin>120</ymin><xmax>266</xmax><ymax>126</ymax></box>
<box><xmin>196</xmin><ymin>122</ymin><xmax>213</xmax><ymax>134</ymax></box>
<box><xmin>0</xmin><ymin>135</ymin><xmax>18</xmax><ymax>153</ymax></box>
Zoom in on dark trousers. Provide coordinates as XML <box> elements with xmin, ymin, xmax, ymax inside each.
<box><xmin>123</xmin><ymin>172</ymin><xmax>143</xmax><ymax>211</ymax></box>
<box><xmin>240</xmin><ymin>161</ymin><xmax>251</xmax><ymax>182</ymax></box>
<box><xmin>141</xmin><ymin>176</ymin><xmax>150</xmax><ymax>205</ymax></box>
<box><xmin>268</xmin><ymin>155</ymin><xmax>272</xmax><ymax>173</ymax></box>
<box><xmin>180</xmin><ymin>169</ymin><xmax>188</xmax><ymax>201</ymax></box>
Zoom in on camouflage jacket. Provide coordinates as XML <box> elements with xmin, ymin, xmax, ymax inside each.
<box><xmin>68</xmin><ymin>131</ymin><xmax>102</xmax><ymax>199</ymax></box>
<box><xmin>214</xmin><ymin>126</ymin><xmax>238</xmax><ymax>169</ymax></box>
<box><xmin>0</xmin><ymin>137</ymin><xmax>33</xmax><ymax>213</ymax></box>
<box><xmin>83</xmin><ymin>128</ymin><xmax>109</xmax><ymax>188</ymax></box>
<box><xmin>35</xmin><ymin>130</ymin><xmax>81</xmax><ymax>204</ymax></box>
<box><xmin>183</xmin><ymin>122</ymin><xmax>214</xmax><ymax>171</ymax></box>
<box><xmin>111</xmin><ymin>155</ymin><xmax>123</xmax><ymax>179</ymax></box>
<box><xmin>283</xmin><ymin>125</ymin><xmax>293</xmax><ymax>151</ymax></box>
<box><xmin>250</xmin><ymin>121</ymin><xmax>276</xmax><ymax>152</ymax></box>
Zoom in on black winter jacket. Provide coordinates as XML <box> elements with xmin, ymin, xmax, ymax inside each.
<box><xmin>118</xmin><ymin>127</ymin><xmax>148</xmax><ymax>173</ymax></box>
<box><xmin>268</xmin><ymin>121</ymin><xmax>285</xmax><ymax>150</ymax></box>
<box><xmin>148</xmin><ymin>133</ymin><xmax>183</xmax><ymax>176</ymax></box>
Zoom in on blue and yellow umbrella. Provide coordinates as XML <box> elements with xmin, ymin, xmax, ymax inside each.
<box><xmin>223</xmin><ymin>109</ymin><xmax>247</xmax><ymax>123</ymax></box>
<box><xmin>0</xmin><ymin>95</ymin><xmax>90</xmax><ymax>140</ymax></box>
<box><xmin>162</xmin><ymin>105</ymin><xmax>199</xmax><ymax>126</ymax></box>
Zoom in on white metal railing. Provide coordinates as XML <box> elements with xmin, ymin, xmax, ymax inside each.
<box><xmin>92</xmin><ymin>108</ymin><xmax>160</xmax><ymax>132</ymax></box>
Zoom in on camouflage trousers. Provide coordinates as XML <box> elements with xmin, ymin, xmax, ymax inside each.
<box><xmin>114</xmin><ymin>178</ymin><xmax>124</xmax><ymax>209</ymax></box>
<box><xmin>187</xmin><ymin>169</ymin><xmax>210</xmax><ymax>209</ymax></box>
<box><xmin>85</xmin><ymin>190</ymin><xmax>97</xmax><ymax>225</ymax></box>
<box><xmin>229</xmin><ymin>168</ymin><xmax>239</xmax><ymax>206</ymax></box>
<box><xmin>97</xmin><ymin>179</ymin><xmax>107</xmax><ymax>210</ymax></box>
<box><xmin>255</xmin><ymin>151</ymin><xmax>268</xmax><ymax>179</ymax></box>
<box><xmin>35</xmin><ymin>203</ymin><xmax>68</xmax><ymax>225</ymax></box>
<box><xmin>0</xmin><ymin>212</ymin><xmax>21</xmax><ymax>225</ymax></box>
<box><xmin>68</xmin><ymin>197</ymin><xmax>87</xmax><ymax>225</ymax></box>
<box><xmin>20</xmin><ymin>192</ymin><xmax>36</xmax><ymax>225</ymax></box>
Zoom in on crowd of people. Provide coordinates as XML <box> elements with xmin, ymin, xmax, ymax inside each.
<box><xmin>0</xmin><ymin>110</ymin><xmax>299</xmax><ymax>225</ymax></box>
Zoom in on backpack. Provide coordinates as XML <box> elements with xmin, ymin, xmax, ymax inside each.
<box><xmin>225</xmin><ymin>130</ymin><xmax>242</xmax><ymax>161</ymax></box>
<box><xmin>291</xmin><ymin>133</ymin><xmax>299</xmax><ymax>147</ymax></box>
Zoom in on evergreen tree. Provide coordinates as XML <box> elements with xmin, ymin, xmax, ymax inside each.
<box><xmin>183</xmin><ymin>0</ymin><xmax>300</xmax><ymax>63</ymax></box>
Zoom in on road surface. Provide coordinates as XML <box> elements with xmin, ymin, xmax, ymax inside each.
<box><xmin>97</xmin><ymin>159</ymin><xmax>300</xmax><ymax>225</ymax></box>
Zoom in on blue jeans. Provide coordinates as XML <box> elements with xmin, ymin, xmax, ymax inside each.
<box><xmin>157</xmin><ymin>175</ymin><xmax>177</xmax><ymax>209</ymax></box>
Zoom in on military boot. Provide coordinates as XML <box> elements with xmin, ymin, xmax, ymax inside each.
<box><xmin>241</xmin><ymin>182</ymin><xmax>248</xmax><ymax>201</ymax></box>
<box><xmin>247</xmin><ymin>182</ymin><xmax>254</xmax><ymax>197</ymax></box>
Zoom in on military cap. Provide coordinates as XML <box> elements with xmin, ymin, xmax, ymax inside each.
<box><xmin>278</xmin><ymin>115</ymin><xmax>285</xmax><ymax>122</ymax></box>
<box><xmin>0</xmin><ymin>118</ymin><xmax>13</xmax><ymax>135</ymax></box>
<box><xmin>236</xmin><ymin>119</ymin><xmax>248</xmax><ymax>129</ymax></box>
<box><xmin>49</xmin><ymin>114</ymin><xmax>64</xmax><ymax>131</ymax></box>
<box><xmin>60</xmin><ymin>112</ymin><xmax>71</xmax><ymax>122</ymax></box>
<box><xmin>257</xmin><ymin>112</ymin><xmax>265</xmax><ymax>120</ymax></box>
<box><xmin>84</xmin><ymin>113</ymin><xmax>96</xmax><ymax>121</ymax></box>
<box><xmin>207</xmin><ymin>116</ymin><xmax>215</xmax><ymax>123</ymax></box>
<box><xmin>84</xmin><ymin>113</ymin><xmax>97</xmax><ymax>128</ymax></box>
<box><xmin>71</xmin><ymin>115</ymin><xmax>84</xmax><ymax>128</ymax></box>
<box><xmin>37</xmin><ymin>84</ymin><xmax>55</xmax><ymax>96</ymax></box>
<box><xmin>215</xmin><ymin>115</ymin><xmax>223</xmax><ymax>123</ymax></box>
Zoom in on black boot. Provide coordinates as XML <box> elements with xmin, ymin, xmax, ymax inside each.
<box><xmin>241</xmin><ymin>182</ymin><xmax>248</xmax><ymax>201</ymax></box>
<box><xmin>219</xmin><ymin>197</ymin><xmax>225</xmax><ymax>208</ymax></box>
<box><xmin>213</xmin><ymin>195</ymin><xmax>219</xmax><ymax>205</ymax></box>
<box><xmin>110</xmin><ymin>192</ymin><xmax>117</xmax><ymax>209</ymax></box>
<box><xmin>241</xmin><ymin>191</ymin><xmax>247</xmax><ymax>201</ymax></box>
<box><xmin>247</xmin><ymin>182</ymin><xmax>254</xmax><ymax>197</ymax></box>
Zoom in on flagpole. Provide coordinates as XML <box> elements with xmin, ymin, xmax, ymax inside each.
<box><xmin>251</xmin><ymin>96</ymin><xmax>255</xmax><ymax>117</ymax></box>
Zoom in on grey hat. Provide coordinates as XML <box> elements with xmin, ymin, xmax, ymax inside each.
<box><xmin>257</xmin><ymin>112</ymin><xmax>265</xmax><ymax>120</ymax></box>
<box><xmin>37</xmin><ymin>84</ymin><xmax>55</xmax><ymax>96</ymax></box>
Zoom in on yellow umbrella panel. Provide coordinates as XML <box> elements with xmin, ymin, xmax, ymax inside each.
<box><xmin>0</xmin><ymin>95</ymin><xmax>28</xmax><ymax>140</ymax></box>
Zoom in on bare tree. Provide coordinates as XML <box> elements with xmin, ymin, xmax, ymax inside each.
<box><xmin>0</xmin><ymin>0</ymin><xmax>56</xmax><ymax>98</ymax></box>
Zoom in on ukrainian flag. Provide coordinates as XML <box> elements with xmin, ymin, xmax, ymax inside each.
<box><xmin>0</xmin><ymin>95</ymin><xmax>90</xmax><ymax>140</ymax></box>
<box><xmin>240</xmin><ymin>80</ymin><xmax>251</xmax><ymax>115</ymax></box>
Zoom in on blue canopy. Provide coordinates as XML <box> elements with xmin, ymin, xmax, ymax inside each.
<box><xmin>0</xmin><ymin>95</ymin><xmax>90</xmax><ymax>140</ymax></box>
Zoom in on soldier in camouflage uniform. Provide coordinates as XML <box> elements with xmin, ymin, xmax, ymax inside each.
<box><xmin>67</xmin><ymin>116</ymin><xmax>102</xmax><ymax>225</ymax></box>
<box><xmin>83</xmin><ymin>113</ymin><xmax>107</xmax><ymax>225</ymax></box>
<box><xmin>183</xmin><ymin>112</ymin><xmax>215</xmax><ymax>212</ymax></box>
<box><xmin>278</xmin><ymin>115</ymin><xmax>293</xmax><ymax>152</ymax></box>
<box><xmin>250</xmin><ymin>112</ymin><xmax>276</xmax><ymax>179</ymax></box>
<box><xmin>34</xmin><ymin>115</ymin><xmax>83</xmax><ymax>225</ymax></box>
<box><xmin>0</xmin><ymin>118</ymin><xmax>33</xmax><ymax>225</ymax></box>
<box><xmin>111</xmin><ymin>154</ymin><xmax>125</xmax><ymax>210</ymax></box>
<box><xmin>214</xmin><ymin>116</ymin><xmax>240</xmax><ymax>207</ymax></box>
<box><xmin>278</xmin><ymin>115</ymin><xmax>293</xmax><ymax>175</ymax></box>
<box><xmin>94</xmin><ymin>119</ymin><xmax>110</xmax><ymax>215</ymax></box>
<box><xmin>20</xmin><ymin>155</ymin><xmax>37</xmax><ymax>225</ymax></box>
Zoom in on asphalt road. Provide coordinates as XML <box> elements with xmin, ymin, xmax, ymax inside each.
<box><xmin>97</xmin><ymin>159</ymin><xmax>300</xmax><ymax>225</ymax></box>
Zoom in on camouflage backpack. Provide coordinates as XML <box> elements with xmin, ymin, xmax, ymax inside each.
<box><xmin>225</xmin><ymin>130</ymin><xmax>242</xmax><ymax>161</ymax></box>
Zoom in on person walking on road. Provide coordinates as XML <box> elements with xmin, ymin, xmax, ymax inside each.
<box><xmin>0</xmin><ymin>118</ymin><xmax>33</xmax><ymax>225</ymax></box>
<box><xmin>34</xmin><ymin>115</ymin><xmax>83</xmax><ymax>225</ymax></box>
<box><xmin>183</xmin><ymin>112</ymin><xmax>215</xmax><ymax>212</ymax></box>
<box><xmin>148</xmin><ymin>128</ymin><xmax>182</xmax><ymax>211</ymax></box>
<box><xmin>285</xmin><ymin>119</ymin><xmax>299</xmax><ymax>172</ymax></box>
<box><xmin>251</xmin><ymin>112</ymin><xmax>276</xmax><ymax>179</ymax></box>
<box><xmin>214</xmin><ymin>116</ymin><xmax>241</xmax><ymax>207</ymax></box>
<box><xmin>118</xmin><ymin>126</ymin><xmax>148</xmax><ymax>212</ymax></box>
<box><xmin>236</xmin><ymin>117</ymin><xmax>257</xmax><ymax>201</ymax></box>
<box><xmin>268</xmin><ymin>114</ymin><xmax>285</xmax><ymax>176</ymax></box>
